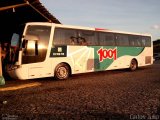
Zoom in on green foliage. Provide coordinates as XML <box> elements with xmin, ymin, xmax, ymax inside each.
<box><xmin>153</xmin><ymin>39</ymin><xmax>160</xmax><ymax>53</ymax></box>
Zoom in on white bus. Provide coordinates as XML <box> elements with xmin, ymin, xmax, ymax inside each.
<box><xmin>7</xmin><ymin>22</ymin><xmax>153</xmax><ymax>80</ymax></box>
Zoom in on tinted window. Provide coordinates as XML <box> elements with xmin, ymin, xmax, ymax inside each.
<box><xmin>141</xmin><ymin>36</ymin><xmax>151</xmax><ymax>47</ymax></box>
<box><xmin>53</xmin><ymin>28</ymin><xmax>98</xmax><ymax>46</ymax></box>
<box><xmin>53</xmin><ymin>28</ymin><xmax>77</xmax><ymax>45</ymax></box>
<box><xmin>78</xmin><ymin>30</ymin><xmax>97</xmax><ymax>45</ymax></box>
<box><xmin>129</xmin><ymin>35</ymin><xmax>142</xmax><ymax>47</ymax></box>
<box><xmin>116</xmin><ymin>34</ymin><xmax>129</xmax><ymax>46</ymax></box>
<box><xmin>22</xmin><ymin>25</ymin><xmax>51</xmax><ymax>64</ymax></box>
<box><xmin>99</xmin><ymin>32</ymin><xmax>115</xmax><ymax>46</ymax></box>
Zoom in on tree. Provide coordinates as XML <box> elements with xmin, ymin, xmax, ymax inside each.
<box><xmin>153</xmin><ymin>39</ymin><xmax>160</xmax><ymax>53</ymax></box>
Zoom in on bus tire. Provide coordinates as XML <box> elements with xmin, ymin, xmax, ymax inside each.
<box><xmin>130</xmin><ymin>59</ymin><xmax>137</xmax><ymax>71</ymax></box>
<box><xmin>54</xmin><ymin>63</ymin><xmax>70</xmax><ymax>80</ymax></box>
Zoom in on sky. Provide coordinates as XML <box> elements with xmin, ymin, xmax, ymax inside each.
<box><xmin>40</xmin><ymin>0</ymin><xmax>160</xmax><ymax>41</ymax></box>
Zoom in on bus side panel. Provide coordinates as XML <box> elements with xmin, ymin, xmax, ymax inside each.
<box><xmin>136</xmin><ymin>47</ymin><xmax>153</xmax><ymax>66</ymax></box>
<box><xmin>67</xmin><ymin>46</ymin><xmax>95</xmax><ymax>74</ymax></box>
<box><xmin>92</xmin><ymin>46</ymin><xmax>145</xmax><ymax>71</ymax></box>
<box><xmin>49</xmin><ymin>46</ymin><xmax>75</xmax><ymax>75</ymax></box>
<box><xmin>49</xmin><ymin>45</ymin><xmax>152</xmax><ymax>77</ymax></box>
<box><xmin>28</xmin><ymin>60</ymin><xmax>53</xmax><ymax>79</ymax></box>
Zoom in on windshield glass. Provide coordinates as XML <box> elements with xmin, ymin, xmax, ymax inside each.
<box><xmin>22</xmin><ymin>25</ymin><xmax>51</xmax><ymax>64</ymax></box>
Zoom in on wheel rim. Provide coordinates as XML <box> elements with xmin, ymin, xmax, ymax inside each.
<box><xmin>57</xmin><ymin>66</ymin><xmax>68</xmax><ymax>79</ymax></box>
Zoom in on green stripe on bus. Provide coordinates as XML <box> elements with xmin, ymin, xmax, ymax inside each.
<box><xmin>91</xmin><ymin>46</ymin><xmax>144</xmax><ymax>71</ymax></box>
<box><xmin>117</xmin><ymin>47</ymin><xmax>144</xmax><ymax>58</ymax></box>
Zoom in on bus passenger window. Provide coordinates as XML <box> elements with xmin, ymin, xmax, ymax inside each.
<box><xmin>78</xmin><ymin>30</ymin><xmax>96</xmax><ymax>46</ymax></box>
<box><xmin>146</xmin><ymin>37</ymin><xmax>151</xmax><ymax>47</ymax></box>
<box><xmin>129</xmin><ymin>35</ymin><xmax>135</xmax><ymax>46</ymax></box>
<box><xmin>99</xmin><ymin>32</ymin><xmax>115</xmax><ymax>46</ymax></box>
<box><xmin>70</xmin><ymin>36</ymin><xmax>77</xmax><ymax>45</ymax></box>
<box><xmin>129</xmin><ymin>35</ymin><xmax>142</xmax><ymax>47</ymax></box>
<box><xmin>135</xmin><ymin>36</ymin><xmax>142</xmax><ymax>47</ymax></box>
<box><xmin>116</xmin><ymin>34</ymin><xmax>129</xmax><ymax>46</ymax></box>
<box><xmin>142</xmin><ymin>36</ymin><xmax>151</xmax><ymax>47</ymax></box>
<box><xmin>141</xmin><ymin>37</ymin><xmax>146</xmax><ymax>46</ymax></box>
<box><xmin>78</xmin><ymin>37</ymin><xmax>87</xmax><ymax>45</ymax></box>
<box><xmin>53</xmin><ymin>28</ymin><xmax>77</xmax><ymax>46</ymax></box>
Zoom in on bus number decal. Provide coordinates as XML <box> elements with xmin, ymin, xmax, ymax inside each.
<box><xmin>97</xmin><ymin>47</ymin><xmax>117</xmax><ymax>62</ymax></box>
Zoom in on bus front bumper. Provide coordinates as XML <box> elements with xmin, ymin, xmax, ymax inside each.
<box><xmin>7</xmin><ymin>65</ymin><xmax>28</xmax><ymax>80</ymax></box>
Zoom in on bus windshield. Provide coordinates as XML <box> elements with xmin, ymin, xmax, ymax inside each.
<box><xmin>22</xmin><ymin>25</ymin><xmax>51</xmax><ymax>64</ymax></box>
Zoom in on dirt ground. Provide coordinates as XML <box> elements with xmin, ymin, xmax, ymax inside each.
<box><xmin>0</xmin><ymin>60</ymin><xmax>160</xmax><ymax>120</ymax></box>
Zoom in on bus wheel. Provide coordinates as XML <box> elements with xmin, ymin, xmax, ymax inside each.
<box><xmin>55</xmin><ymin>63</ymin><xmax>70</xmax><ymax>80</ymax></box>
<box><xmin>130</xmin><ymin>59</ymin><xmax>137</xmax><ymax>71</ymax></box>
